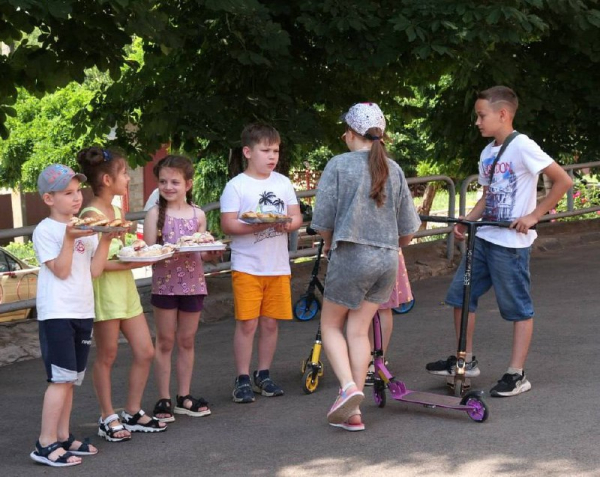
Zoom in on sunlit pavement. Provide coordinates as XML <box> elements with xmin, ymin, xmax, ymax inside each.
<box><xmin>1</xmin><ymin>237</ymin><xmax>599</xmax><ymax>476</ymax></box>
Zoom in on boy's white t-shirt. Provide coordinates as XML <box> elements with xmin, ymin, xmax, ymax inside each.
<box><xmin>220</xmin><ymin>172</ymin><xmax>298</xmax><ymax>276</ymax></box>
<box><xmin>477</xmin><ymin>134</ymin><xmax>554</xmax><ymax>248</ymax></box>
<box><xmin>33</xmin><ymin>217</ymin><xmax>98</xmax><ymax>320</ymax></box>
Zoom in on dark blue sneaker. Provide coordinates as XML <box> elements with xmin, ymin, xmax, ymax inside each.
<box><xmin>426</xmin><ymin>355</ymin><xmax>480</xmax><ymax>377</ymax></box>
<box><xmin>490</xmin><ymin>372</ymin><xmax>531</xmax><ymax>397</ymax></box>
<box><xmin>232</xmin><ymin>375</ymin><xmax>255</xmax><ymax>403</ymax></box>
<box><xmin>252</xmin><ymin>370</ymin><xmax>284</xmax><ymax>397</ymax></box>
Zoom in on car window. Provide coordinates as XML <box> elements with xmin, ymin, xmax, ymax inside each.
<box><xmin>6</xmin><ymin>255</ymin><xmax>22</xmax><ymax>272</ymax></box>
<box><xmin>0</xmin><ymin>252</ymin><xmax>8</xmax><ymax>273</ymax></box>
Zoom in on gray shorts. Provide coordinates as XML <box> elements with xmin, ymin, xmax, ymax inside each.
<box><xmin>324</xmin><ymin>242</ymin><xmax>398</xmax><ymax>309</ymax></box>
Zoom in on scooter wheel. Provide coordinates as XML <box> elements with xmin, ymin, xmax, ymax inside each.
<box><xmin>373</xmin><ymin>380</ymin><xmax>386</xmax><ymax>408</ymax></box>
<box><xmin>451</xmin><ymin>379</ymin><xmax>465</xmax><ymax>397</ymax></box>
<box><xmin>392</xmin><ymin>298</ymin><xmax>415</xmax><ymax>315</ymax></box>
<box><xmin>294</xmin><ymin>296</ymin><xmax>320</xmax><ymax>321</ymax></box>
<box><xmin>464</xmin><ymin>395</ymin><xmax>489</xmax><ymax>423</ymax></box>
<box><xmin>302</xmin><ymin>368</ymin><xmax>319</xmax><ymax>394</ymax></box>
<box><xmin>317</xmin><ymin>361</ymin><xmax>324</xmax><ymax>377</ymax></box>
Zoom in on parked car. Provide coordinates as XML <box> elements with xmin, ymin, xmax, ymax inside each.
<box><xmin>0</xmin><ymin>247</ymin><xmax>38</xmax><ymax>322</ymax></box>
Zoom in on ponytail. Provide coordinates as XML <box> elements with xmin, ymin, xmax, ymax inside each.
<box><xmin>365</xmin><ymin>127</ymin><xmax>389</xmax><ymax>207</ymax></box>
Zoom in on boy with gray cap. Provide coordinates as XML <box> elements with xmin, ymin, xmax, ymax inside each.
<box><xmin>30</xmin><ymin>164</ymin><xmax>113</xmax><ymax>467</ymax></box>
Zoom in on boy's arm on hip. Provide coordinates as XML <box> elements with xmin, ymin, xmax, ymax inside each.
<box><xmin>530</xmin><ymin>162</ymin><xmax>573</xmax><ymax>220</ymax></box>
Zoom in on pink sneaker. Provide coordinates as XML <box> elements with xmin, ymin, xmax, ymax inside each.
<box><xmin>329</xmin><ymin>415</ymin><xmax>365</xmax><ymax>432</ymax></box>
<box><xmin>327</xmin><ymin>384</ymin><xmax>364</xmax><ymax>424</ymax></box>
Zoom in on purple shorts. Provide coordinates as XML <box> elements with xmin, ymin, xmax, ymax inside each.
<box><xmin>151</xmin><ymin>294</ymin><xmax>205</xmax><ymax>313</ymax></box>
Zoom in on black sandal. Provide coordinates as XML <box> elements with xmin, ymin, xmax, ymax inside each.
<box><xmin>153</xmin><ymin>398</ymin><xmax>175</xmax><ymax>422</ymax></box>
<box><xmin>174</xmin><ymin>394</ymin><xmax>212</xmax><ymax>417</ymax></box>
<box><xmin>98</xmin><ymin>413</ymin><xmax>132</xmax><ymax>442</ymax></box>
<box><xmin>30</xmin><ymin>440</ymin><xmax>80</xmax><ymax>467</ymax></box>
<box><xmin>121</xmin><ymin>409</ymin><xmax>167</xmax><ymax>433</ymax></box>
<box><xmin>60</xmin><ymin>433</ymin><xmax>98</xmax><ymax>455</ymax></box>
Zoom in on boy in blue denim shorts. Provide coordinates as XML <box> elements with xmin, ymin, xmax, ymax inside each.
<box><xmin>425</xmin><ymin>86</ymin><xmax>572</xmax><ymax>397</ymax></box>
<box><xmin>30</xmin><ymin>165</ymin><xmax>113</xmax><ymax>467</ymax></box>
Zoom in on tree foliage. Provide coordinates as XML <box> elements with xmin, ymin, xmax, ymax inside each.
<box><xmin>80</xmin><ymin>0</ymin><xmax>600</xmax><ymax>174</ymax></box>
<box><xmin>420</xmin><ymin>0</ymin><xmax>600</xmax><ymax>171</ymax></box>
<box><xmin>0</xmin><ymin>82</ymin><xmax>102</xmax><ymax>189</ymax></box>
<box><xmin>2</xmin><ymin>0</ymin><xmax>600</xmax><ymax>185</ymax></box>
<box><xmin>0</xmin><ymin>0</ymin><xmax>163</xmax><ymax>137</ymax></box>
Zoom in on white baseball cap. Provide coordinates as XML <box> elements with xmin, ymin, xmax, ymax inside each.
<box><xmin>340</xmin><ymin>102</ymin><xmax>386</xmax><ymax>136</ymax></box>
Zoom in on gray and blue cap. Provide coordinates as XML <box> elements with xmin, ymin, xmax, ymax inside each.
<box><xmin>38</xmin><ymin>164</ymin><xmax>87</xmax><ymax>196</ymax></box>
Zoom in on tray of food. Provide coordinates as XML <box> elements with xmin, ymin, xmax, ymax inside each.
<box><xmin>175</xmin><ymin>232</ymin><xmax>227</xmax><ymax>252</ymax></box>
<box><xmin>71</xmin><ymin>217</ymin><xmax>133</xmax><ymax>233</ymax></box>
<box><xmin>117</xmin><ymin>240</ymin><xmax>175</xmax><ymax>262</ymax></box>
<box><xmin>240</xmin><ymin>212</ymin><xmax>292</xmax><ymax>224</ymax></box>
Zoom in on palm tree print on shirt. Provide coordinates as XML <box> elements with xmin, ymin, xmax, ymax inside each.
<box><xmin>258</xmin><ymin>191</ymin><xmax>285</xmax><ymax>213</ymax></box>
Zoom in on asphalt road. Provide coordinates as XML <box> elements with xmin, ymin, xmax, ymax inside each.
<box><xmin>1</xmin><ymin>241</ymin><xmax>599</xmax><ymax>477</ymax></box>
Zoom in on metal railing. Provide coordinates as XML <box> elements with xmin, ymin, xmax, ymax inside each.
<box><xmin>1</xmin><ymin>164</ymin><xmax>598</xmax><ymax>316</ymax></box>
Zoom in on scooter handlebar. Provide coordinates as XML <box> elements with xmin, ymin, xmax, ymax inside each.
<box><xmin>419</xmin><ymin>215</ymin><xmax>522</xmax><ymax>229</ymax></box>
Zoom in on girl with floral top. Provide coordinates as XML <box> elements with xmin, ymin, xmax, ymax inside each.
<box><xmin>144</xmin><ymin>155</ymin><xmax>221</xmax><ymax>422</ymax></box>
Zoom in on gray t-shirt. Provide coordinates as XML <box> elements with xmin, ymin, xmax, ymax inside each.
<box><xmin>311</xmin><ymin>150</ymin><xmax>421</xmax><ymax>250</ymax></box>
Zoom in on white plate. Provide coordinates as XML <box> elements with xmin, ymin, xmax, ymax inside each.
<box><xmin>177</xmin><ymin>244</ymin><xmax>227</xmax><ymax>252</ymax></box>
<box><xmin>75</xmin><ymin>225</ymin><xmax>129</xmax><ymax>233</ymax></box>
<box><xmin>117</xmin><ymin>252</ymin><xmax>174</xmax><ymax>262</ymax></box>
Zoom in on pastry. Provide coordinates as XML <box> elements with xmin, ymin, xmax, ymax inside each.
<box><xmin>132</xmin><ymin>239</ymin><xmax>147</xmax><ymax>251</ymax></box>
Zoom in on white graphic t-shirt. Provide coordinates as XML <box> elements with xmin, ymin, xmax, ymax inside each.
<box><xmin>477</xmin><ymin>134</ymin><xmax>553</xmax><ymax>248</ymax></box>
<box><xmin>220</xmin><ymin>172</ymin><xmax>298</xmax><ymax>275</ymax></box>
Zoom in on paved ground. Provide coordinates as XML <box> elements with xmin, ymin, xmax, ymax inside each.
<box><xmin>1</xmin><ymin>220</ymin><xmax>599</xmax><ymax>476</ymax></box>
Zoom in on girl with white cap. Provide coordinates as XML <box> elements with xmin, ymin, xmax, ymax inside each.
<box><xmin>311</xmin><ymin>102</ymin><xmax>420</xmax><ymax>431</ymax></box>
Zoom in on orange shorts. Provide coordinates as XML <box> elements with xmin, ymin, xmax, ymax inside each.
<box><xmin>231</xmin><ymin>271</ymin><xmax>293</xmax><ymax>321</ymax></box>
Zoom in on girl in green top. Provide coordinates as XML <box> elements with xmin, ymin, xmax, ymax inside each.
<box><xmin>77</xmin><ymin>147</ymin><xmax>167</xmax><ymax>442</ymax></box>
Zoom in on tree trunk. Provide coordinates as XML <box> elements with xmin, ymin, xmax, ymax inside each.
<box><xmin>10</xmin><ymin>186</ymin><xmax>27</xmax><ymax>243</ymax></box>
<box><xmin>417</xmin><ymin>183</ymin><xmax>439</xmax><ymax>231</ymax></box>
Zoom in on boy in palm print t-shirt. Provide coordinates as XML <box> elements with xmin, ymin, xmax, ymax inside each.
<box><xmin>220</xmin><ymin>123</ymin><xmax>303</xmax><ymax>404</ymax></box>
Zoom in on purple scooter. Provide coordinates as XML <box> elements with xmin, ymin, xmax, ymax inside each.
<box><xmin>370</xmin><ymin>216</ymin><xmax>512</xmax><ymax>422</ymax></box>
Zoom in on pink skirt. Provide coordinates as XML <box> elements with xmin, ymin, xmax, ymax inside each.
<box><xmin>379</xmin><ymin>248</ymin><xmax>413</xmax><ymax>310</ymax></box>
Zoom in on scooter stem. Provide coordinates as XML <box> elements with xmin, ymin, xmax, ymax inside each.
<box><xmin>456</xmin><ymin>222</ymin><xmax>476</xmax><ymax>373</ymax></box>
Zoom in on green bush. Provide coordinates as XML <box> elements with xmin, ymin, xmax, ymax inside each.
<box><xmin>5</xmin><ymin>241</ymin><xmax>38</xmax><ymax>267</ymax></box>
<box><xmin>555</xmin><ymin>182</ymin><xmax>600</xmax><ymax>221</ymax></box>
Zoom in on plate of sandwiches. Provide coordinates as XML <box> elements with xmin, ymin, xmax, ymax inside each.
<box><xmin>71</xmin><ymin>216</ymin><xmax>133</xmax><ymax>233</ymax></box>
<box><xmin>175</xmin><ymin>232</ymin><xmax>227</xmax><ymax>252</ymax></box>
<box><xmin>240</xmin><ymin>211</ymin><xmax>292</xmax><ymax>224</ymax></box>
<box><xmin>117</xmin><ymin>240</ymin><xmax>175</xmax><ymax>262</ymax></box>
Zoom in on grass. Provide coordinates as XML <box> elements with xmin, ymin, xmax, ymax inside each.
<box><xmin>413</xmin><ymin>189</ymin><xmax>480</xmax><ymax>215</ymax></box>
